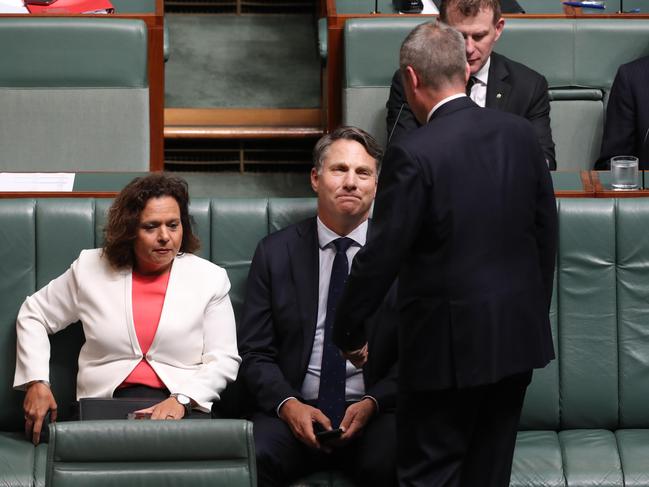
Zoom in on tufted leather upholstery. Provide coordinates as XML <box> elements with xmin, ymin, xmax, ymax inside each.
<box><xmin>2</xmin><ymin>197</ymin><xmax>649</xmax><ymax>486</ymax></box>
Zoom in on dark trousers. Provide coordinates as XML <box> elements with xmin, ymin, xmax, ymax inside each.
<box><xmin>252</xmin><ymin>409</ymin><xmax>398</xmax><ymax>487</ymax></box>
<box><xmin>397</xmin><ymin>371</ymin><xmax>532</xmax><ymax>487</ymax></box>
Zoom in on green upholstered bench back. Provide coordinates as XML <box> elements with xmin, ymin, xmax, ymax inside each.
<box><xmin>0</xmin><ymin>18</ymin><xmax>149</xmax><ymax>172</ymax></box>
<box><xmin>3</xmin><ymin>197</ymin><xmax>649</xmax><ymax>435</ymax></box>
<box><xmin>520</xmin><ymin>198</ymin><xmax>649</xmax><ymax>430</ymax></box>
<box><xmin>343</xmin><ymin>17</ymin><xmax>649</xmax><ymax>170</ymax></box>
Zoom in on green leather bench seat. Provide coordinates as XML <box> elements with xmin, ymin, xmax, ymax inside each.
<box><xmin>0</xmin><ymin>18</ymin><xmax>149</xmax><ymax>172</ymax></box>
<box><xmin>2</xmin><ymin>197</ymin><xmax>649</xmax><ymax>486</ymax></box>
<box><xmin>343</xmin><ymin>17</ymin><xmax>649</xmax><ymax>170</ymax></box>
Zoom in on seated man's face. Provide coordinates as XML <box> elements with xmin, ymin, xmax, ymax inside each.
<box><xmin>311</xmin><ymin>139</ymin><xmax>378</xmax><ymax>225</ymax></box>
<box><xmin>445</xmin><ymin>7</ymin><xmax>504</xmax><ymax>75</ymax></box>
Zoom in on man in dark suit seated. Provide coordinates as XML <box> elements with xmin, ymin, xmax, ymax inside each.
<box><xmin>238</xmin><ymin>126</ymin><xmax>398</xmax><ymax>487</ymax></box>
<box><xmin>336</xmin><ymin>21</ymin><xmax>557</xmax><ymax>487</ymax></box>
<box><xmin>595</xmin><ymin>55</ymin><xmax>649</xmax><ymax>169</ymax></box>
<box><xmin>386</xmin><ymin>0</ymin><xmax>556</xmax><ymax>169</ymax></box>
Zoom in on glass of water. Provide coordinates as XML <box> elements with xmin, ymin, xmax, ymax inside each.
<box><xmin>611</xmin><ymin>155</ymin><xmax>639</xmax><ymax>190</ymax></box>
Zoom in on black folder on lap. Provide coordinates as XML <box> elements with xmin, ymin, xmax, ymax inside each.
<box><xmin>78</xmin><ymin>398</ymin><xmax>159</xmax><ymax>420</ymax></box>
<box><xmin>431</xmin><ymin>0</ymin><xmax>525</xmax><ymax>13</ymax></box>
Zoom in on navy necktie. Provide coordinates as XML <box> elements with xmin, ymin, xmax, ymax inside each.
<box><xmin>317</xmin><ymin>237</ymin><xmax>354</xmax><ymax>427</ymax></box>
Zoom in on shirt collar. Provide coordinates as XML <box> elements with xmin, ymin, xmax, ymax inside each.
<box><xmin>473</xmin><ymin>56</ymin><xmax>490</xmax><ymax>85</ymax></box>
<box><xmin>316</xmin><ymin>217</ymin><xmax>367</xmax><ymax>249</ymax></box>
<box><xmin>427</xmin><ymin>93</ymin><xmax>467</xmax><ymax>122</ymax></box>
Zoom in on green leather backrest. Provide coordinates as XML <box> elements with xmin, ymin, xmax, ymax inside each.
<box><xmin>4</xmin><ymin>197</ymin><xmax>649</xmax><ymax>432</ymax></box>
<box><xmin>0</xmin><ymin>18</ymin><xmax>149</xmax><ymax>172</ymax></box>
<box><xmin>47</xmin><ymin>419</ymin><xmax>255</xmax><ymax>487</ymax></box>
<box><xmin>615</xmin><ymin>199</ymin><xmax>649</xmax><ymax>428</ymax></box>
<box><xmin>556</xmin><ymin>199</ymin><xmax>618</xmax><ymax>429</ymax></box>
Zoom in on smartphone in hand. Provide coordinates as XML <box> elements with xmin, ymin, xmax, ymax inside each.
<box><xmin>314</xmin><ymin>423</ymin><xmax>343</xmax><ymax>443</ymax></box>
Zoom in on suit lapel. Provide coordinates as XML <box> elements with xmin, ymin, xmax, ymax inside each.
<box><xmin>486</xmin><ymin>54</ymin><xmax>511</xmax><ymax>111</ymax></box>
<box><xmin>289</xmin><ymin>218</ymin><xmax>320</xmax><ymax>370</ymax></box>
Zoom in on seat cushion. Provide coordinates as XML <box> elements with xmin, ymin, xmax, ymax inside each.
<box><xmin>510</xmin><ymin>431</ymin><xmax>564</xmax><ymax>487</ymax></box>
<box><xmin>0</xmin><ymin>432</ymin><xmax>38</xmax><ymax>487</ymax></box>
<box><xmin>616</xmin><ymin>430</ymin><xmax>649</xmax><ymax>487</ymax></box>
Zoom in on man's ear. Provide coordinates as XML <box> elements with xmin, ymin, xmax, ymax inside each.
<box><xmin>310</xmin><ymin>167</ymin><xmax>319</xmax><ymax>194</ymax></box>
<box><xmin>404</xmin><ymin>66</ymin><xmax>419</xmax><ymax>93</ymax></box>
<box><xmin>464</xmin><ymin>63</ymin><xmax>471</xmax><ymax>84</ymax></box>
<box><xmin>493</xmin><ymin>17</ymin><xmax>505</xmax><ymax>42</ymax></box>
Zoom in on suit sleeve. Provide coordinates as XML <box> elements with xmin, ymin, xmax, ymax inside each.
<box><xmin>237</xmin><ymin>240</ymin><xmax>304</xmax><ymax>414</ymax></box>
<box><xmin>334</xmin><ymin>143</ymin><xmax>427</xmax><ymax>351</ymax></box>
<box><xmin>533</xmin><ymin>140</ymin><xmax>559</xmax><ymax>309</ymax></box>
<box><xmin>596</xmin><ymin>66</ymin><xmax>635</xmax><ymax>170</ymax></box>
<box><xmin>14</xmin><ymin>259</ymin><xmax>82</xmax><ymax>389</ymax></box>
<box><xmin>526</xmin><ymin>74</ymin><xmax>556</xmax><ymax>170</ymax></box>
<box><xmin>386</xmin><ymin>69</ymin><xmax>421</xmax><ymax>145</ymax></box>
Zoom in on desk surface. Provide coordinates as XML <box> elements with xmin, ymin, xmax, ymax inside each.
<box><xmin>0</xmin><ymin>170</ymin><xmax>639</xmax><ymax>199</ymax></box>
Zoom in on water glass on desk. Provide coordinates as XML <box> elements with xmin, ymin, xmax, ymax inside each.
<box><xmin>611</xmin><ymin>156</ymin><xmax>639</xmax><ymax>190</ymax></box>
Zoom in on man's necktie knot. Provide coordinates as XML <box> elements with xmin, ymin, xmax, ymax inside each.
<box><xmin>333</xmin><ymin>237</ymin><xmax>354</xmax><ymax>255</ymax></box>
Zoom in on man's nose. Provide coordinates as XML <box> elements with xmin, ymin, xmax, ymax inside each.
<box><xmin>465</xmin><ymin>37</ymin><xmax>474</xmax><ymax>53</ymax></box>
<box><xmin>342</xmin><ymin>171</ymin><xmax>357</xmax><ymax>189</ymax></box>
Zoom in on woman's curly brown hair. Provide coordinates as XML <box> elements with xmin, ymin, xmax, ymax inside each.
<box><xmin>103</xmin><ymin>174</ymin><xmax>200</xmax><ymax>269</ymax></box>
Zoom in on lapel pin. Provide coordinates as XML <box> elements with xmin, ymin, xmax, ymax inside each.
<box><xmin>496</xmin><ymin>93</ymin><xmax>502</xmax><ymax>99</ymax></box>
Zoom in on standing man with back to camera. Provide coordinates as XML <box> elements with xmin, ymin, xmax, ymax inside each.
<box><xmin>386</xmin><ymin>0</ymin><xmax>556</xmax><ymax>169</ymax></box>
<box><xmin>335</xmin><ymin>21</ymin><xmax>558</xmax><ymax>487</ymax></box>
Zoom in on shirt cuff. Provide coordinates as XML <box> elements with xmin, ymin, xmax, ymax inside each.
<box><xmin>361</xmin><ymin>395</ymin><xmax>379</xmax><ymax>413</ymax></box>
<box><xmin>276</xmin><ymin>396</ymin><xmax>297</xmax><ymax>417</ymax></box>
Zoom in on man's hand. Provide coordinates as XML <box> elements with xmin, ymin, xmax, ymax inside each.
<box><xmin>335</xmin><ymin>397</ymin><xmax>376</xmax><ymax>445</ymax></box>
<box><xmin>134</xmin><ymin>397</ymin><xmax>186</xmax><ymax>420</ymax></box>
<box><xmin>343</xmin><ymin>343</ymin><xmax>368</xmax><ymax>369</ymax></box>
<box><xmin>278</xmin><ymin>398</ymin><xmax>332</xmax><ymax>451</ymax></box>
<box><xmin>23</xmin><ymin>381</ymin><xmax>57</xmax><ymax>445</ymax></box>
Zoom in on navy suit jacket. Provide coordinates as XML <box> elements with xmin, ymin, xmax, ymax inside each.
<box><xmin>596</xmin><ymin>55</ymin><xmax>649</xmax><ymax>169</ymax></box>
<box><xmin>238</xmin><ymin>217</ymin><xmax>399</xmax><ymax>415</ymax></box>
<box><xmin>335</xmin><ymin>97</ymin><xmax>557</xmax><ymax>392</ymax></box>
<box><xmin>386</xmin><ymin>52</ymin><xmax>556</xmax><ymax>170</ymax></box>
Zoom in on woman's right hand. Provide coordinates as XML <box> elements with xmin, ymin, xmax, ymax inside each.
<box><xmin>23</xmin><ymin>381</ymin><xmax>57</xmax><ymax>445</ymax></box>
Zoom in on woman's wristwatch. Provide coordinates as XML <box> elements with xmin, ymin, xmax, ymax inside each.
<box><xmin>170</xmin><ymin>393</ymin><xmax>192</xmax><ymax>417</ymax></box>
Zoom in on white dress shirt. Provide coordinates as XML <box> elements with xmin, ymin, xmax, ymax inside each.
<box><xmin>300</xmin><ymin>218</ymin><xmax>368</xmax><ymax>402</ymax></box>
<box><xmin>468</xmin><ymin>56</ymin><xmax>490</xmax><ymax>108</ymax></box>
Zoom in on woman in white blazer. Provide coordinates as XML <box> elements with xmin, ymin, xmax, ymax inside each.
<box><xmin>14</xmin><ymin>174</ymin><xmax>241</xmax><ymax>444</ymax></box>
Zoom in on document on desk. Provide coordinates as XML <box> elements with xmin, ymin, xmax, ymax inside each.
<box><xmin>0</xmin><ymin>0</ymin><xmax>29</xmax><ymax>13</ymax></box>
<box><xmin>0</xmin><ymin>173</ymin><xmax>75</xmax><ymax>192</ymax></box>
<box><xmin>421</xmin><ymin>0</ymin><xmax>439</xmax><ymax>14</ymax></box>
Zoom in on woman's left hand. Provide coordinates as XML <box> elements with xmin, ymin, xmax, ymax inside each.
<box><xmin>134</xmin><ymin>397</ymin><xmax>185</xmax><ymax>420</ymax></box>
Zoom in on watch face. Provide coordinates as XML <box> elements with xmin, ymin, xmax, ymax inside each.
<box><xmin>174</xmin><ymin>394</ymin><xmax>190</xmax><ymax>406</ymax></box>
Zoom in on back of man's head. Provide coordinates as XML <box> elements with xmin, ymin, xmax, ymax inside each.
<box><xmin>439</xmin><ymin>0</ymin><xmax>501</xmax><ymax>24</ymax></box>
<box><xmin>399</xmin><ymin>22</ymin><xmax>467</xmax><ymax>91</ymax></box>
